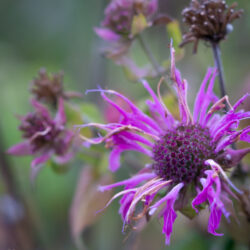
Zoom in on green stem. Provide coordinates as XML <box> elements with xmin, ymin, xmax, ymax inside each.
<box><xmin>211</xmin><ymin>43</ymin><xmax>227</xmax><ymax>100</ymax></box>
<box><xmin>137</xmin><ymin>34</ymin><xmax>172</xmax><ymax>93</ymax></box>
<box><xmin>137</xmin><ymin>34</ymin><xmax>162</xmax><ymax>74</ymax></box>
<box><xmin>211</xmin><ymin>42</ymin><xmax>244</xmax><ymax>180</ymax></box>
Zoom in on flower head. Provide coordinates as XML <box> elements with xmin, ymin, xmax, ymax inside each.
<box><xmin>31</xmin><ymin>68</ymin><xmax>82</xmax><ymax>107</ymax></box>
<box><xmin>80</xmin><ymin>44</ymin><xmax>250</xmax><ymax>244</ymax></box>
<box><xmin>95</xmin><ymin>0</ymin><xmax>158</xmax><ymax>41</ymax></box>
<box><xmin>8</xmin><ymin>98</ymin><xmax>74</xmax><ymax>180</ymax></box>
<box><xmin>180</xmin><ymin>0</ymin><xmax>243</xmax><ymax>52</ymax></box>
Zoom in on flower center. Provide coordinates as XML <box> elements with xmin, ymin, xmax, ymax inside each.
<box><xmin>152</xmin><ymin>124</ymin><xmax>218</xmax><ymax>185</ymax></box>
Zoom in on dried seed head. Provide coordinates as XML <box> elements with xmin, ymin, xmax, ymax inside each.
<box><xmin>180</xmin><ymin>0</ymin><xmax>243</xmax><ymax>52</ymax></box>
<box><xmin>31</xmin><ymin>68</ymin><xmax>64</xmax><ymax>107</ymax></box>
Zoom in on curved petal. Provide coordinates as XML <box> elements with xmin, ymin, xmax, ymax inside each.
<box><xmin>30</xmin><ymin>152</ymin><xmax>52</xmax><ymax>182</ymax></box>
<box><xmin>94</xmin><ymin>27</ymin><xmax>121</xmax><ymax>41</ymax></box>
<box><xmin>53</xmin><ymin>152</ymin><xmax>74</xmax><ymax>165</ymax></box>
<box><xmin>193</xmin><ymin>68</ymin><xmax>214</xmax><ymax>122</ymax></box>
<box><xmin>142</xmin><ymin>79</ymin><xmax>175</xmax><ymax>130</ymax></box>
<box><xmin>150</xmin><ymin>183</ymin><xmax>184</xmax><ymax>245</ymax></box>
<box><xmin>99</xmin><ymin>172</ymin><xmax>156</xmax><ymax>192</ymax></box>
<box><xmin>55</xmin><ymin>97</ymin><xmax>66</xmax><ymax>125</ymax></box>
<box><xmin>192</xmin><ymin>169</ymin><xmax>229</xmax><ymax>236</ymax></box>
<box><xmin>31</xmin><ymin>99</ymin><xmax>51</xmax><ymax>119</ymax></box>
<box><xmin>170</xmin><ymin>45</ymin><xmax>191</xmax><ymax>124</ymax></box>
<box><xmin>7</xmin><ymin>141</ymin><xmax>32</xmax><ymax>156</ymax></box>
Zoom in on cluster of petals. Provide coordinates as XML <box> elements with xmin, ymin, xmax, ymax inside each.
<box><xmin>95</xmin><ymin>0</ymin><xmax>158</xmax><ymax>42</ymax></box>
<box><xmin>80</xmin><ymin>44</ymin><xmax>250</xmax><ymax>244</ymax></box>
<box><xmin>8</xmin><ymin>98</ymin><xmax>74</xmax><ymax>180</ymax></box>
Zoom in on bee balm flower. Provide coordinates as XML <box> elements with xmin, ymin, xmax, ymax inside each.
<box><xmin>95</xmin><ymin>0</ymin><xmax>158</xmax><ymax>41</ymax></box>
<box><xmin>8</xmin><ymin>98</ymin><xmax>74</xmax><ymax>180</ymax></box>
<box><xmin>79</xmin><ymin>45</ymin><xmax>250</xmax><ymax>244</ymax></box>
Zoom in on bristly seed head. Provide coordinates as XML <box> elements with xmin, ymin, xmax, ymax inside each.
<box><xmin>152</xmin><ymin>124</ymin><xmax>227</xmax><ymax>185</ymax></box>
<box><xmin>31</xmin><ymin>68</ymin><xmax>64</xmax><ymax>107</ymax></box>
<box><xmin>180</xmin><ymin>0</ymin><xmax>243</xmax><ymax>53</ymax></box>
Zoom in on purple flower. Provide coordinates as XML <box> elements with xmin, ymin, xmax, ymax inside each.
<box><xmin>95</xmin><ymin>0</ymin><xmax>158</xmax><ymax>41</ymax></box>
<box><xmin>95</xmin><ymin>0</ymin><xmax>159</xmax><ymax>77</ymax></box>
<box><xmin>8</xmin><ymin>98</ymin><xmax>74</xmax><ymax>180</ymax></box>
<box><xmin>80</xmin><ymin>44</ymin><xmax>250</xmax><ymax>244</ymax></box>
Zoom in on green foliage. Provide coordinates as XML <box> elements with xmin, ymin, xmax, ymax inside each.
<box><xmin>131</xmin><ymin>14</ymin><xmax>148</xmax><ymax>37</ymax></box>
<box><xmin>166</xmin><ymin>20</ymin><xmax>184</xmax><ymax>57</ymax></box>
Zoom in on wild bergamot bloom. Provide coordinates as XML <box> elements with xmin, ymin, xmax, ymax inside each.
<box><xmin>8</xmin><ymin>98</ymin><xmax>74</xmax><ymax>180</ymax></box>
<box><xmin>79</xmin><ymin>45</ymin><xmax>250</xmax><ymax>244</ymax></box>
<box><xmin>95</xmin><ymin>0</ymin><xmax>158</xmax><ymax>41</ymax></box>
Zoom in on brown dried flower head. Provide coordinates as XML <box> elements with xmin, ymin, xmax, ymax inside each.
<box><xmin>31</xmin><ymin>68</ymin><xmax>82</xmax><ymax>107</ymax></box>
<box><xmin>31</xmin><ymin>68</ymin><xmax>64</xmax><ymax>106</ymax></box>
<box><xmin>180</xmin><ymin>0</ymin><xmax>243</xmax><ymax>52</ymax></box>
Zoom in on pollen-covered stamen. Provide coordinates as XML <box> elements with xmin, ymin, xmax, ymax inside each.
<box><xmin>152</xmin><ymin>124</ymin><xmax>225</xmax><ymax>185</ymax></box>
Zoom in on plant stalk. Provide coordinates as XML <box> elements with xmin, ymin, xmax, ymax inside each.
<box><xmin>137</xmin><ymin>34</ymin><xmax>162</xmax><ymax>74</ymax></box>
<box><xmin>0</xmin><ymin>127</ymin><xmax>41</xmax><ymax>249</ymax></box>
<box><xmin>137</xmin><ymin>34</ymin><xmax>174</xmax><ymax>95</ymax></box>
<box><xmin>211</xmin><ymin>43</ymin><xmax>227</xmax><ymax>100</ymax></box>
<box><xmin>211</xmin><ymin>42</ymin><xmax>244</xmax><ymax>179</ymax></box>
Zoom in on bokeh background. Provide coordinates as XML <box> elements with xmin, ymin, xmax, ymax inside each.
<box><xmin>0</xmin><ymin>0</ymin><xmax>249</xmax><ymax>249</ymax></box>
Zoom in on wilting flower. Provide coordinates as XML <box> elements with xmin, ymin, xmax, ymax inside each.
<box><xmin>8</xmin><ymin>98</ymin><xmax>74</xmax><ymax>180</ymax></box>
<box><xmin>180</xmin><ymin>0</ymin><xmax>243</xmax><ymax>52</ymax></box>
<box><xmin>79</xmin><ymin>45</ymin><xmax>250</xmax><ymax>244</ymax></box>
<box><xmin>31</xmin><ymin>68</ymin><xmax>82</xmax><ymax>107</ymax></box>
<box><xmin>95</xmin><ymin>0</ymin><xmax>158</xmax><ymax>41</ymax></box>
<box><xmin>95</xmin><ymin>0</ymin><xmax>158</xmax><ymax>65</ymax></box>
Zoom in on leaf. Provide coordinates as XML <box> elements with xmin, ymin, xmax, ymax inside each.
<box><xmin>49</xmin><ymin>159</ymin><xmax>70</xmax><ymax>174</ymax></box>
<box><xmin>166</xmin><ymin>20</ymin><xmax>184</xmax><ymax>57</ymax></box>
<box><xmin>131</xmin><ymin>13</ymin><xmax>148</xmax><ymax>37</ymax></box>
<box><xmin>79</xmin><ymin>103</ymin><xmax>103</xmax><ymax>124</ymax></box>
<box><xmin>162</xmin><ymin>93</ymin><xmax>179</xmax><ymax>119</ymax></box>
<box><xmin>179</xmin><ymin>204</ymin><xmax>197</xmax><ymax>219</ymax></box>
<box><xmin>70</xmin><ymin>166</ymin><xmax>113</xmax><ymax>239</ymax></box>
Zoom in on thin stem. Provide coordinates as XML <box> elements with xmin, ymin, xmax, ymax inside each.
<box><xmin>0</xmin><ymin>127</ymin><xmax>44</xmax><ymax>249</ymax></box>
<box><xmin>137</xmin><ymin>34</ymin><xmax>173</xmax><ymax>94</ymax></box>
<box><xmin>211</xmin><ymin>42</ymin><xmax>244</xmax><ymax>180</ymax></box>
<box><xmin>137</xmin><ymin>34</ymin><xmax>162</xmax><ymax>74</ymax></box>
<box><xmin>211</xmin><ymin>43</ymin><xmax>227</xmax><ymax>101</ymax></box>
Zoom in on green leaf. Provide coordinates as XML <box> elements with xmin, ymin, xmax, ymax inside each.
<box><xmin>79</xmin><ymin>103</ymin><xmax>103</xmax><ymax>124</ymax></box>
<box><xmin>162</xmin><ymin>92</ymin><xmax>179</xmax><ymax>119</ymax></box>
<box><xmin>131</xmin><ymin>13</ymin><xmax>148</xmax><ymax>37</ymax></box>
<box><xmin>64</xmin><ymin>102</ymin><xmax>83</xmax><ymax>126</ymax></box>
<box><xmin>77</xmin><ymin>145</ymin><xmax>109</xmax><ymax>173</ymax></box>
<box><xmin>122</xmin><ymin>65</ymin><xmax>139</xmax><ymax>82</ymax></box>
<box><xmin>49</xmin><ymin>159</ymin><xmax>70</xmax><ymax>174</ymax></box>
<box><xmin>179</xmin><ymin>204</ymin><xmax>197</xmax><ymax>219</ymax></box>
<box><xmin>166</xmin><ymin>20</ymin><xmax>184</xmax><ymax>57</ymax></box>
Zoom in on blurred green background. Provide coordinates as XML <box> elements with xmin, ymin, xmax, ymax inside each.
<box><xmin>0</xmin><ymin>0</ymin><xmax>249</xmax><ymax>249</ymax></box>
